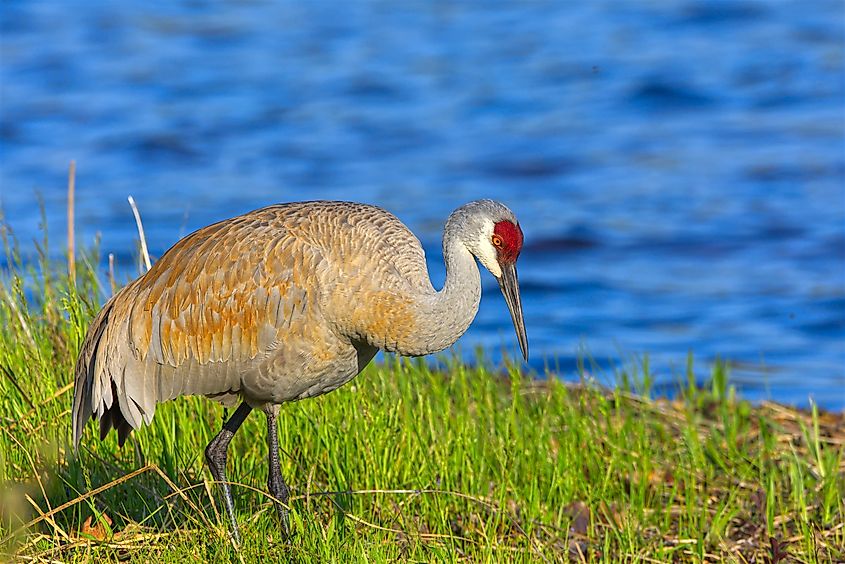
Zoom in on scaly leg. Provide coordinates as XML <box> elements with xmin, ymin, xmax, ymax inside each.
<box><xmin>264</xmin><ymin>404</ymin><xmax>291</xmax><ymax>536</ymax></box>
<box><xmin>205</xmin><ymin>402</ymin><xmax>252</xmax><ymax>544</ymax></box>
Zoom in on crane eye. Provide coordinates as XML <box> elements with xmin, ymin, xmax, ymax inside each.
<box><xmin>492</xmin><ymin>235</ymin><xmax>503</xmax><ymax>247</ymax></box>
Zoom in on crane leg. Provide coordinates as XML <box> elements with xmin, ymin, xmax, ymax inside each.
<box><xmin>264</xmin><ymin>404</ymin><xmax>291</xmax><ymax>537</ymax></box>
<box><xmin>205</xmin><ymin>402</ymin><xmax>252</xmax><ymax>544</ymax></box>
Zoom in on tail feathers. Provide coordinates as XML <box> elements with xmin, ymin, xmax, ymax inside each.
<box><xmin>97</xmin><ymin>380</ymin><xmax>133</xmax><ymax>447</ymax></box>
<box><xmin>72</xmin><ymin>297</ymin><xmax>119</xmax><ymax>449</ymax></box>
<box><xmin>73</xmin><ymin>296</ymin><xmax>245</xmax><ymax>449</ymax></box>
<box><xmin>72</xmin><ymin>295</ymin><xmax>200</xmax><ymax>448</ymax></box>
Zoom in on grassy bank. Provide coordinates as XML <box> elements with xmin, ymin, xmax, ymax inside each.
<box><xmin>1</xmin><ymin>223</ymin><xmax>843</xmax><ymax>563</ymax></box>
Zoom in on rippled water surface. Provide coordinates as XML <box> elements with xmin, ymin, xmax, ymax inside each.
<box><xmin>2</xmin><ymin>1</ymin><xmax>843</xmax><ymax>408</ymax></box>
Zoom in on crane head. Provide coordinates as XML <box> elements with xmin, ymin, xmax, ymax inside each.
<box><xmin>449</xmin><ymin>200</ymin><xmax>529</xmax><ymax>362</ymax></box>
<box><xmin>491</xmin><ymin>218</ymin><xmax>528</xmax><ymax>362</ymax></box>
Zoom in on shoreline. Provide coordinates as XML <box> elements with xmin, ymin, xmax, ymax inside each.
<box><xmin>1</xmin><ymin>231</ymin><xmax>842</xmax><ymax>561</ymax></box>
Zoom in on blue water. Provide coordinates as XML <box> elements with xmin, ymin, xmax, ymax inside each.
<box><xmin>1</xmin><ymin>1</ymin><xmax>843</xmax><ymax>409</ymax></box>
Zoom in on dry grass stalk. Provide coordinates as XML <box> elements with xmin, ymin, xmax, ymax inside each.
<box><xmin>66</xmin><ymin>160</ymin><xmax>76</xmax><ymax>284</ymax></box>
<box><xmin>108</xmin><ymin>253</ymin><xmax>116</xmax><ymax>295</ymax></box>
<box><xmin>127</xmin><ymin>195</ymin><xmax>151</xmax><ymax>273</ymax></box>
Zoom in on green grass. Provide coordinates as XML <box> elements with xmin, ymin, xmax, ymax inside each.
<box><xmin>1</xmin><ymin>218</ymin><xmax>843</xmax><ymax>563</ymax></box>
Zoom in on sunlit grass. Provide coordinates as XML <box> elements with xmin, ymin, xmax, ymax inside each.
<box><xmin>0</xmin><ymin>215</ymin><xmax>843</xmax><ymax>563</ymax></box>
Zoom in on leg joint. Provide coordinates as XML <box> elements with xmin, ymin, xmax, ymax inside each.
<box><xmin>205</xmin><ymin>429</ymin><xmax>233</xmax><ymax>479</ymax></box>
<box><xmin>268</xmin><ymin>474</ymin><xmax>291</xmax><ymax>503</ymax></box>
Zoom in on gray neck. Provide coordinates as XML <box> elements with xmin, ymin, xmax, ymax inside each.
<box><xmin>408</xmin><ymin>230</ymin><xmax>481</xmax><ymax>356</ymax></box>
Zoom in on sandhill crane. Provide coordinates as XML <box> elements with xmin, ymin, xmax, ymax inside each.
<box><xmin>72</xmin><ymin>199</ymin><xmax>527</xmax><ymax>542</ymax></box>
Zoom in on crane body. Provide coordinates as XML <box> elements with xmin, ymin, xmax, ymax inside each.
<box><xmin>72</xmin><ymin>199</ymin><xmax>527</xmax><ymax>543</ymax></box>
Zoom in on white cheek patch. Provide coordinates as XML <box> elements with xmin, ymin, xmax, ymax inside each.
<box><xmin>473</xmin><ymin>219</ymin><xmax>502</xmax><ymax>278</ymax></box>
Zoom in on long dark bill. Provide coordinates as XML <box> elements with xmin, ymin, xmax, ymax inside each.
<box><xmin>497</xmin><ymin>262</ymin><xmax>529</xmax><ymax>361</ymax></box>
